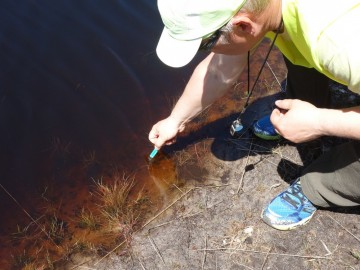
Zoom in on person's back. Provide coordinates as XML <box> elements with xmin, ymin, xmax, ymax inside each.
<box><xmin>268</xmin><ymin>0</ymin><xmax>360</xmax><ymax>91</ymax></box>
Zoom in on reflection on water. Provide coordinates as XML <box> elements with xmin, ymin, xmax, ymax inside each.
<box><xmin>0</xmin><ymin>0</ymin><xmax>199</xmax><ymax>267</ymax></box>
<box><xmin>0</xmin><ymin>0</ymin><xmax>287</xmax><ymax>267</ymax></box>
<box><xmin>148</xmin><ymin>154</ymin><xmax>177</xmax><ymax>203</ymax></box>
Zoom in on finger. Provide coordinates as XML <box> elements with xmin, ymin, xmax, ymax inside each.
<box><xmin>148</xmin><ymin>128</ymin><xmax>165</xmax><ymax>150</ymax></box>
<box><xmin>154</xmin><ymin>136</ymin><xmax>167</xmax><ymax>150</ymax></box>
<box><xmin>165</xmin><ymin>138</ymin><xmax>176</xmax><ymax>146</ymax></box>
<box><xmin>275</xmin><ymin>99</ymin><xmax>293</xmax><ymax>110</ymax></box>
<box><xmin>148</xmin><ymin>130</ymin><xmax>159</xmax><ymax>144</ymax></box>
<box><xmin>270</xmin><ymin>108</ymin><xmax>283</xmax><ymax>126</ymax></box>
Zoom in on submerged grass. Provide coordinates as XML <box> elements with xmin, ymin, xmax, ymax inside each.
<box><xmin>78</xmin><ymin>207</ymin><xmax>100</xmax><ymax>231</ymax></box>
<box><xmin>12</xmin><ymin>250</ymin><xmax>34</xmax><ymax>269</ymax></box>
<box><xmin>46</xmin><ymin>214</ymin><xmax>66</xmax><ymax>245</ymax></box>
<box><xmin>94</xmin><ymin>173</ymin><xmax>135</xmax><ymax>219</ymax></box>
<box><xmin>7</xmin><ymin>168</ymin><xmax>148</xmax><ymax>269</ymax></box>
<box><xmin>93</xmin><ymin>173</ymin><xmax>142</xmax><ymax>243</ymax></box>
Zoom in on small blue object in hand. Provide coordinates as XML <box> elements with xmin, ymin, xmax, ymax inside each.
<box><xmin>149</xmin><ymin>148</ymin><xmax>158</xmax><ymax>159</ymax></box>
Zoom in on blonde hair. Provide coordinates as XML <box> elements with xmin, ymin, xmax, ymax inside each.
<box><xmin>241</xmin><ymin>0</ymin><xmax>270</xmax><ymax>15</ymax></box>
<box><xmin>217</xmin><ymin>0</ymin><xmax>270</xmax><ymax>45</ymax></box>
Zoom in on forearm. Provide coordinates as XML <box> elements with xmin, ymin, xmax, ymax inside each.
<box><xmin>271</xmin><ymin>99</ymin><xmax>360</xmax><ymax>143</ymax></box>
<box><xmin>319</xmin><ymin>106</ymin><xmax>360</xmax><ymax>139</ymax></box>
<box><xmin>169</xmin><ymin>52</ymin><xmax>247</xmax><ymax>127</ymax></box>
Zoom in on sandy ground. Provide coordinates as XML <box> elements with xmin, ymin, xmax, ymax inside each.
<box><xmin>60</xmin><ymin>81</ymin><xmax>360</xmax><ymax>270</ymax></box>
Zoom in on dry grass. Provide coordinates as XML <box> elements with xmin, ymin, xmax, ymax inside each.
<box><xmin>93</xmin><ymin>173</ymin><xmax>135</xmax><ymax>221</ymax></box>
<box><xmin>6</xmin><ymin>168</ymin><xmax>149</xmax><ymax>270</ymax></box>
<box><xmin>78</xmin><ymin>208</ymin><xmax>100</xmax><ymax>231</ymax></box>
<box><xmin>48</xmin><ymin>137</ymin><xmax>72</xmax><ymax>157</ymax></box>
<box><xmin>174</xmin><ymin>149</ymin><xmax>193</xmax><ymax>167</ymax></box>
<box><xmin>82</xmin><ymin>150</ymin><xmax>98</xmax><ymax>169</ymax></box>
<box><xmin>12</xmin><ymin>250</ymin><xmax>34</xmax><ymax>269</ymax></box>
<box><xmin>46</xmin><ymin>214</ymin><xmax>66</xmax><ymax>245</ymax></box>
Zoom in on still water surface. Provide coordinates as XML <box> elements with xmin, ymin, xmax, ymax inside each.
<box><xmin>0</xmin><ymin>1</ymin><xmax>286</xmax><ymax>266</ymax></box>
<box><xmin>0</xmin><ymin>0</ymin><xmax>201</xmax><ymax>256</ymax></box>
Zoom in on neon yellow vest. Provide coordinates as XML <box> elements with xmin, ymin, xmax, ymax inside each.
<box><xmin>266</xmin><ymin>0</ymin><xmax>360</xmax><ymax>91</ymax></box>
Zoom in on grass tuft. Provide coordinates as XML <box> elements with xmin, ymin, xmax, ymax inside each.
<box><xmin>94</xmin><ymin>174</ymin><xmax>135</xmax><ymax>220</ymax></box>
<box><xmin>47</xmin><ymin>214</ymin><xmax>66</xmax><ymax>245</ymax></box>
<box><xmin>78</xmin><ymin>207</ymin><xmax>100</xmax><ymax>231</ymax></box>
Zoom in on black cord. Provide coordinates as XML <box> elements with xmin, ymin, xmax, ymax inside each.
<box><xmin>236</xmin><ymin>19</ymin><xmax>283</xmax><ymax>120</ymax></box>
<box><xmin>247</xmin><ymin>50</ymin><xmax>250</xmax><ymax>96</ymax></box>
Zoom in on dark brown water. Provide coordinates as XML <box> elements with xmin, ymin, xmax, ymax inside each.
<box><xmin>0</xmin><ymin>1</ymin><xmax>206</xmax><ymax>267</ymax></box>
<box><xmin>0</xmin><ymin>1</ymin><xmax>287</xmax><ymax>267</ymax></box>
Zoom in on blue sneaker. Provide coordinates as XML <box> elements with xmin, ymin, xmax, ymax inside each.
<box><xmin>252</xmin><ymin>115</ymin><xmax>281</xmax><ymax>140</ymax></box>
<box><xmin>261</xmin><ymin>179</ymin><xmax>317</xmax><ymax>230</ymax></box>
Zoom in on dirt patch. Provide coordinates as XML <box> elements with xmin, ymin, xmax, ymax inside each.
<box><xmin>66</xmin><ymin>138</ymin><xmax>360</xmax><ymax>269</ymax></box>
<box><xmin>61</xmin><ymin>59</ymin><xmax>360</xmax><ymax>269</ymax></box>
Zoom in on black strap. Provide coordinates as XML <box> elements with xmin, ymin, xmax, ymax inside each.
<box><xmin>236</xmin><ymin>19</ymin><xmax>283</xmax><ymax>120</ymax></box>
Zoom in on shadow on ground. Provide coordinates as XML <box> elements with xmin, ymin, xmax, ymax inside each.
<box><xmin>62</xmin><ymin>80</ymin><xmax>360</xmax><ymax>270</ymax></box>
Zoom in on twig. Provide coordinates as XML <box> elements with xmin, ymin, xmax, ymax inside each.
<box><xmin>200</xmin><ymin>183</ymin><xmax>232</xmax><ymax>188</ymax></box>
<box><xmin>0</xmin><ymin>183</ymin><xmax>61</xmax><ymax>249</ymax></box>
<box><xmin>215</xmin><ymin>253</ymin><xmax>218</xmax><ymax>270</ymax></box>
<box><xmin>95</xmin><ymin>188</ymin><xmax>194</xmax><ymax>266</ymax></box>
<box><xmin>326</xmin><ymin>214</ymin><xmax>360</xmax><ymax>244</ymax></box>
<box><xmin>261</xmin><ymin>246</ymin><xmax>272</xmax><ymax>269</ymax></box>
<box><xmin>70</xmin><ymin>257</ymin><xmax>98</xmax><ymax>270</ymax></box>
<box><xmin>149</xmin><ymin>210</ymin><xmax>204</xmax><ymax>232</ymax></box>
<box><xmin>148</xmin><ymin>220</ymin><xmax>174</xmax><ymax>230</ymax></box>
<box><xmin>172</xmin><ymin>183</ymin><xmax>185</xmax><ymax>194</ymax></box>
<box><xmin>141</xmin><ymin>188</ymin><xmax>194</xmax><ymax>229</ymax></box>
<box><xmin>320</xmin><ymin>240</ymin><xmax>332</xmax><ymax>256</ymax></box>
<box><xmin>148</xmin><ymin>235</ymin><xmax>165</xmax><ymax>264</ymax></box>
<box><xmin>94</xmin><ymin>240</ymin><xmax>126</xmax><ymax>266</ymax></box>
<box><xmin>193</xmin><ymin>247</ymin><xmax>330</xmax><ymax>260</ymax></box>
<box><xmin>138</xmin><ymin>258</ymin><xmax>146</xmax><ymax>270</ymax></box>
<box><xmin>181</xmin><ymin>210</ymin><xmax>204</xmax><ymax>219</ymax></box>
<box><xmin>266</xmin><ymin>61</ymin><xmax>281</xmax><ymax>88</ymax></box>
<box><xmin>204</xmin><ymin>189</ymin><xmax>208</xmax><ymax>210</ymax></box>
<box><xmin>262</xmin><ymin>157</ymin><xmax>281</xmax><ymax>168</ymax></box>
<box><xmin>202</xmin><ymin>235</ymin><xmax>208</xmax><ymax>269</ymax></box>
<box><xmin>195</xmin><ymin>143</ymin><xmax>200</xmax><ymax>161</ymax></box>
<box><xmin>232</xmin><ymin>261</ymin><xmax>254</xmax><ymax>270</ymax></box>
<box><xmin>269</xmin><ymin>183</ymin><xmax>281</xmax><ymax>191</ymax></box>
<box><xmin>237</xmin><ymin>141</ymin><xmax>253</xmax><ymax>193</ymax></box>
<box><xmin>228</xmin><ymin>138</ymin><xmax>301</xmax><ymax>166</ymax></box>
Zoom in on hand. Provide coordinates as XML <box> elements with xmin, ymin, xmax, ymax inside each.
<box><xmin>148</xmin><ymin>116</ymin><xmax>185</xmax><ymax>149</ymax></box>
<box><xmin>270</xmin><ymin>99</ymin><xmax>322</xmax><ymax>143</ymax></box>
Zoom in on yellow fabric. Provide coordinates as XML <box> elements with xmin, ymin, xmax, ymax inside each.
<box><xmin>266</xmin><ymin>0</ymin><xmax>360</xmax><ymax>92</ymax></box>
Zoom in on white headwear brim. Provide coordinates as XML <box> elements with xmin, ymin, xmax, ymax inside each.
<box><xmin>156</xmin><ymin>28</ymin><xmax>202</xmax><ymax>68</ymax></box>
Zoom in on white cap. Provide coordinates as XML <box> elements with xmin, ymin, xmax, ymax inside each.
<box><xmin>156</xmin><ymin>0</ymin><xmax>247</xmax><ymax>67</ymax></box>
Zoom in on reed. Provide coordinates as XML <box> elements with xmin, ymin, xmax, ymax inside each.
<box><xmin>78</xmin><ymin>207</ymin><xmax>100</xmax><ymax>231</ymax></box>
<box><xmin>46</xmin><ymin>214</ymin><xmax>66</xmax><ymax>245</ymax></box>
<box><xmin>82</xmin><ymin>150</ymin><xmax>98</xmax><ymax>168</ymax></box>
<box><xmin>12</xmin><ymin>224</ymin><xmax>31</xmax><ymax>241</ymax></box>
<box><xmin>12</xmin><ymin>250</ymin><xmax>34</xmax><ymax>269</ymax></box>
<box><xmin>49</xmin><ymin>137</ymin><xmax>72</xmax><ymax>157</ymax></box>
<box><xmin>94</xmin><ymin>174</ymin><xmax>135</xmax><ymax>220</ymax></box>
<box><xmin>93</xmin><ymin>172</ymin><xmax>144</xmax><ymax>246</ymax></box>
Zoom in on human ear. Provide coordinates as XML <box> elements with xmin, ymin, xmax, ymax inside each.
<box><xmin>231</xmin><ymin>15</ymin><xmax>254</xmax><ymax>34</ymax></box>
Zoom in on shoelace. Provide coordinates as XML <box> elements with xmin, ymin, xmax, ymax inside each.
<box><xmin>282</xmin><ymin>183</ymin><xmax>306</xmax><ymax>208</ymax></box>
<box><xmin>282</xmin><ymin>182</ymin><xmax>315</xmax><ymax>214</ymax></box>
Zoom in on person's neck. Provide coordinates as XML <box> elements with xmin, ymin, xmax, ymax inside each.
<box><xmin>260</xmin><ymin>0</ymin><xmax>283</xmax><ymax>33</ymax></box>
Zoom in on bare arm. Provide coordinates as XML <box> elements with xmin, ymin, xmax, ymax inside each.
<box><xmin>271</xmin><ymin>99</ymin><xmax>360</xmax><ymax>143</ymax></box>
<box><xmin>170</xmin><ymin>52</ymin><xmax>247</xmax><ymax>126</ymax></box>
<box><xmin>149</xmin><ymin>52</ymin><xmax>247</xmax><ymax>149</ymax></box>
<box><xmin>319</xmin><ymin>106</ymin><xmax>360</xmax><ymax>139</ymax></box>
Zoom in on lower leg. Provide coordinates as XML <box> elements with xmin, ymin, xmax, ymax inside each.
<box><xmin>301</xmin><ymin>141</ymin><xmax>360</xmax><ymax>207</ymax></box>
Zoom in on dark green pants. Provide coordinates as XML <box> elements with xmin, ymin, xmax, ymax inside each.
<box><xmin>283</xmin><ymin>57</ymin><xmax>360</xmax><ymax>207</ymax></box>
<box><xmin>302</xmin><ymin>142</ymin><xmax>360</xmax><ymax>207</ymax></box>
